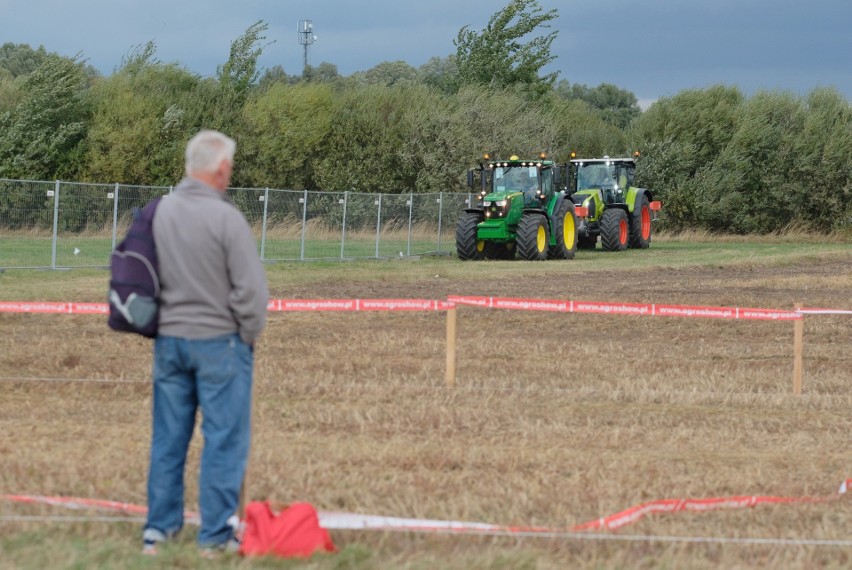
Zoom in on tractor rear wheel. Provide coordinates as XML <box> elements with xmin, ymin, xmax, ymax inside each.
<box><xmin>600</xmin><ymin>208</ymin><xmax>629</xmax><ymax>252</ymax></box>
<box><xmin>548</xmin><ymin>200</ymin><xmax>578</xmax><ymax>260</ymax></box>
<box><xmin>516</xmin><ymin>214</ymin><xmax>549</xmax><ymax>261</ymax></box>
<box><xmin>456</xmin><ymin>212</ymin><xmax>485</xmax><ymax>260</ymax></box>
<box><xmin>629</xmin><ymin>195</ymin><xmax>652</xmax><ymax>249</ymax></box>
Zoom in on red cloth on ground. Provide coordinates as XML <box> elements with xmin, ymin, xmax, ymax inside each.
<box><xmin>240</xmin><ymin>501</ymin><xmax>336</xmax><ymax>558</ymax></box>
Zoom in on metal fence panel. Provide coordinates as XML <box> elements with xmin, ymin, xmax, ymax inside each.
<box><xmin>341</xmin><ymin>192</ymin><xmax>381</xmax><ymax>259</ymax></box>
<box><xmin>114</xmin><ymin>184</ymin><xmax>171</xmax><ymax>248</ymax></box>
<box><xmin>439</xmin><ymin>192</ymin><xmax>472</xmax><ymax>255</ymax></box>
<box><xmin>300</xmin><ymin>190</ymin><xmax>341</xmax><ymax>259</ymax></box>
<box><xmin>260</xmin><ymin>188</ymin><xmax>304</xmax><ymax>262</ymax></box>
<box><xmin>0</xmin><ymin>179</ymin><xmax>476</xmax><ymax>269</ymax></box>
<box><xmin>228</xmin><ymin>187</ymin><xmax>266</xmax><ymax>255</ymax></box>
<box><xmin>410</xmin><ymin>192</ymin><xmax>446</xmax><ymax>255</ymax></box>
<box><xmin>0</xmin><ymin>179</ymin><xmax>57</xmax><ymax>268</ymax></box>
<box><xmin>54</xmin><ymin>181</ymin><xmax>116</xmax><ymax>268</ymax></box>
<box><xmin>377</xmin><ymin>193</ymin><xmax>411</xmax><ymax>258</ymax></box>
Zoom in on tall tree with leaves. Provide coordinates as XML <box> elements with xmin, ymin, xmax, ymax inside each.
<box><xmin>0</xmin><ymin>53</ymin><xmax>90</xmax><ymax>179</ymax></box>
<box><xmin>200</xmin><ymin>20</ymin><xmax>271</xmax><ymax>140</ymax></box>
<box><xmin>0</xmin><ymin>42</ymin><xmax>50</xmax><ymax>78</ymax></box>
<box><xmin>417</xmin><ymin>55</ymin><xmax>459</xmax><ymax>94</ymax></box>
<box><xmin>555</xmin><ymin>80</ymin><xmax>641</xmax><ymax>129</ymax></box>
<box><xmin>83</xmin><ymin>54</ymin><xmax>202</xmax><ymax>186</ymax></box>
<box><xmin>118</xmin><ymin>40</ymin><xmax>159</xmax><ymax>76</ymax></box>
<box><xmin>217</xmin><ymin>20</ymin><xmax>270</xmax><ymax>104</ymax></box>
<box><xmin>303</xmin><ymin>62</ymin><xmax>342</xmax><ymax>84</ymax></box>
<box><xmin>454</xmin><ymin>0</ymin><xmax>558</xmax><ymax>95</ymax></box>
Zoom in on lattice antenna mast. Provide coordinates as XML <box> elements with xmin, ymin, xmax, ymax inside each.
<box><xmin>298</xmin><ymin>20</ymin><xmax>317</xmax><ymax>74</ymax></box>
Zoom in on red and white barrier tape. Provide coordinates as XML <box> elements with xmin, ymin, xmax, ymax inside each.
<box><xmin>4</xmin><ymin>479</ymin><xmax>848</xmax><ymax>535</ymax></box>
<box><xmin>0</xmin><ymin>494</ymin><xmax>199</xmax><ymax>525</ymax></box>
<box><xmin>1</xmin><ymin>298</ymin><xmax>848</xmax><ymax>318</ymax></box>
<box><xmin>447</xmin><ymin>296</ymin><xmax>830</xmax><ymax>321</ymax></box>
<box><xmin>272</xmin><ymin>299</ymin><xmax>455</xmax><ymax>312</ymax></box>
<box><xmin>796</xmin><ymin>308</ymin><xmax>852</xmax><ymax>315</ymax></box>
<box><xmin>3</xmin><ymin>514</ymin><xmax>851</xmax><ymax>547</ymax></box>
<box><xmin>318</xmin><ymin>511</ymin><xmax>502</xmax><ymax>532</ymax></box>
<box><xmin>0</xmin><ymin>299</ymin><xmax>455</xmax><ymax>315</ymax></box>
<box><xmin>0</xmin><ymin>302</ymin><xmax>109</xmax><ymax>314</ymax></box>
<box><xmin>568</xmin><ymin>478</ymin><xmax>851</xmax><ymax>532</ymax></box>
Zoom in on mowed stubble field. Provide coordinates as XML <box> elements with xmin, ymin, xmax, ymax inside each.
<box><xmin>1</xmin><ymin>236</ymin><xmax>851</xmax><ymax>569</ymax></box>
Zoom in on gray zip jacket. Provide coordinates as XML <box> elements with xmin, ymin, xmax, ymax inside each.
<box><xmin>153</xmin><ymin>178</ymin><xmax>268</xmax><ymax>344</ymax></box>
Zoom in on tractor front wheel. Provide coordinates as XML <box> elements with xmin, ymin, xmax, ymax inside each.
<box><xmin>549</xmin><ymin>200</ymin><xmax>578</xmax><ymax>260</ymax></box>
<box><xmin>456</xmin><ymin>212</ymin><xmax>485</xmax><ymax>260</ymax></box>
<box><xmin>600</xmin><ymin>208</ymin><xmax>629</xmax><ymax>252</ymax></box>
<box><xmin>629</xmin><ymin>195</ymin><xmax>652</xmax><ymax>249</ymax></box>
<box><xmin>516</xmin><ymin>214</ymin><xmax>550</xmax><ymax>261</ymax></box>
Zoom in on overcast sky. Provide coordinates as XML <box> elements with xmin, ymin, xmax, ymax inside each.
<box><xmin>2</xmin><ymin>0</ymin><xmax>850</xmax><ymax>108</ymax></box>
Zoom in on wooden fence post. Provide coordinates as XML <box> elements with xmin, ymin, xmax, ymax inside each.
<box><xmin>445</xmin><ymin>307</ymin><xmax>457</xmax><ymax>388</ymax></box>
<box><xmin>793</xmin><ymin>303</ymin><xmax>803</xmax><ymax>396</ymax></box>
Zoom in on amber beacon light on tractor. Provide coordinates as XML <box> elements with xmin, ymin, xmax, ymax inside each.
<box><xmin>455</xmin><ymin>152</ymin><xmax>661</xmax><ymax>260</ymax></box>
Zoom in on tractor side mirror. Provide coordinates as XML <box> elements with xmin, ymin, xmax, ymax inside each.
<box><xmin>467</xmin><ymin>169</ymin><xmax>475</xmax><ymax>188</ymax></box>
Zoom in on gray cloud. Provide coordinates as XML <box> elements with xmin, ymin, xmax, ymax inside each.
<box><xmin>1</xmin><ymin>0</ymin><xmax>849</xmax><ymax>100</ymax></box>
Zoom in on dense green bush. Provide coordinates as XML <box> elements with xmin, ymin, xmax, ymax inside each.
<box><xmin>0</xmin><ymin>53</ymin><xmax>91</xmax><ymax>181</ymax></box>
<box><xmin>632</xmin><ymin>86</ymin><xmax>851</xmax><ymax>232</ymax></box>
<box><xmin>81</xmin><ymin>63</ymin><xmax>202</xmax><ymax>185</ymax></box>
<box><xmin>0</xmin><ymin>22</ymin><xmax>849</xmax><ymax>234</ymax></box>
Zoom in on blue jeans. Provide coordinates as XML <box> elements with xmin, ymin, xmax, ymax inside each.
<box><xmin>145</xmin><ymin>333</ymin><xmax>253</xmax><ymax>547</ymax></box>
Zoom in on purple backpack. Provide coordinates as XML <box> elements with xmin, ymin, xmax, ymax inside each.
<box><xmin>108</xmin><ymin>197</ymin><xmax>163</xmax><ymax>338</ymax></box>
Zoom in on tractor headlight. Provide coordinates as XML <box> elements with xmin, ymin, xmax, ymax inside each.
<box><xmin>486</xmin><ymin>198</ymin><xmax>510</xmax><ymax>219</ymax></box>
<box><xmin>484</xmin><ymin>201</ymin><xmax>492</xmax><ymax>207</ymax></box>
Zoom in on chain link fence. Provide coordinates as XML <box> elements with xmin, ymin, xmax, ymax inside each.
<box><xmin>0</xmin><ymin>179</ymin><xmax>474</xmax><ymax>269</ymax></box>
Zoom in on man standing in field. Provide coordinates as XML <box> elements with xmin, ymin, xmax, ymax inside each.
<box><xmin>143</xmin><ymin>129</ymin><xmax>268</xmax><ymax>556</ymax></box>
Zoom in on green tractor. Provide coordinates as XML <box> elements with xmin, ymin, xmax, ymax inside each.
<box><xmin>455</xmin><ymin>153</ymin><xmax>579</xmax><ymax>261</ymax></box>
<box><xmin>568</xmin><ymin>155</ymin><xmax>661</xmax><ymax>251</ymax></box>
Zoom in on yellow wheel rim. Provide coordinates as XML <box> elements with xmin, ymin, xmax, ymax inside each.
<box><xmin>564</xmin><ymin>212</ymin><xmax>576</xmax><ymax>249</ymax></box>
<box><xmin>536</xmin><ymin>225</ymin><xmax>546</xmax><ymax>252</ymax></box>
<box><xmin>476</xmin><ymin>240</ymin><xmax>485</xmax><ymax>253</ymax></box>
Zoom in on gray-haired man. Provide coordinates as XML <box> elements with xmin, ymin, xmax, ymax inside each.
<box><xmin>143</xmin><ymin>130</ymin><xmax>268</xmax><ymax>556</ymax></box>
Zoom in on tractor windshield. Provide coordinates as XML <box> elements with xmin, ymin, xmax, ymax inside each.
<box><xmin>576</xmin><ymin>163</ymin><xmax>614</xmax><ymax>190</ymax></box>
<box><xmin>493</xmin><ymin>166</ymin><xmax>538</xmax><ymax>193</ymax></box>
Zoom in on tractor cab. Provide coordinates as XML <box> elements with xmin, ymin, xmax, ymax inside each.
<box><xmin>571</xmin><ymin>156</ymin><xmax>636</xmax><ymax>206</ymax></box>
<box><xmin>469</xmin><ymin>153</ymin><xmax>559</xmax><ymax>210</ymax></box>
<box><xmin>492</xmin><ymin>162</ymin><xmax>553</xmax><ymax>207</ymax></box>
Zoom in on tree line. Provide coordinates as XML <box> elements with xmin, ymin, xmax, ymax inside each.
<box><xmin>0</xmin><ymin>0</ymin><xmax>849</xmax><ymax>233</ymax></box>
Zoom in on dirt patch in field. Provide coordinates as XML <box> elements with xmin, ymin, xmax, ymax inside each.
<box><xmin>1</xmin><ymin>256</ymin><xmax>850</xmax><ymax>568</ymax></box>
<box><xmin>272</xmin><ymin>257</ymin><xmax>851</xmax><ymax>308</ymax></box>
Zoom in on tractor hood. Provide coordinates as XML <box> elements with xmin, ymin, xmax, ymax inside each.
<box><xmin>482</xmin><ymin>190</ymin><xmax>522</xmax><ymax>203</ymax></box>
